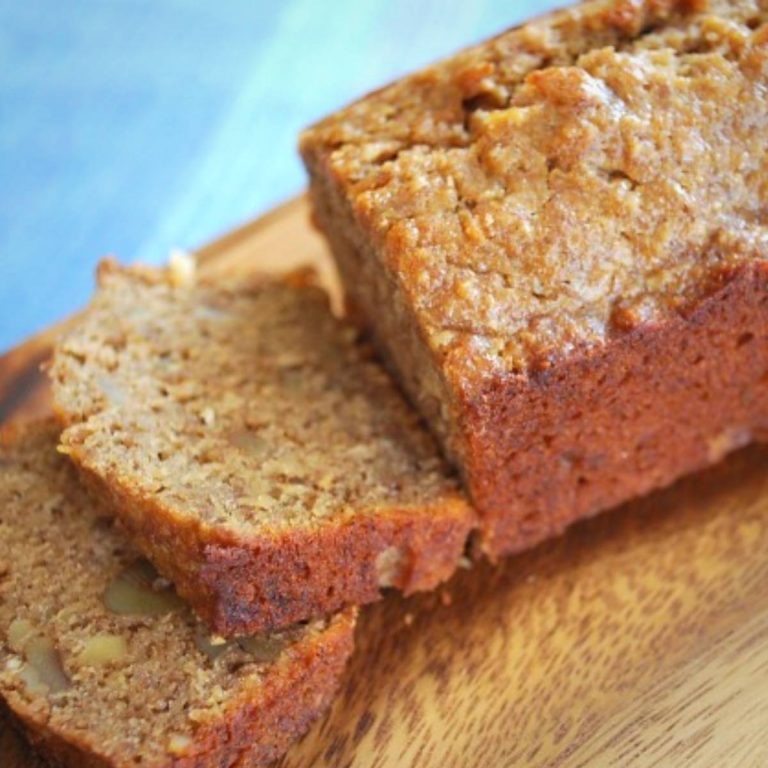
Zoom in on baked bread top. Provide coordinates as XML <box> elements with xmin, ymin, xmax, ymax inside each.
<box><xmin>49</xmin><ymin>262</ymin><xmax>474</xmax><ymax>634</ymax></box>
<box><xmin>0</xmin><ymin>421</ymin><xmax>355</xmax><ymax>768</ymax></box>
<box><xmin>301</xmin><ymin>0</ymin><xmax>768</xmax><ymax>381</ymax></box>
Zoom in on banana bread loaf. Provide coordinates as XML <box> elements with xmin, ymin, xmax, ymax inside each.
<box><xmin>49</xmin><ymin>261</ymin><xmax>475</xmax><ymax>635</ymax></box>
<box><xmin>301</xmin><ymin>0</ymin><xmax>768</xmax><ymax>556</ymax></box>
<box><xmin>0</xmin><ymin>421</ymin><xmax>355</xmax><ymax>768</ymax></box>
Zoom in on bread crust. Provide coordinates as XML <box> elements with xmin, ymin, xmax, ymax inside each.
<box><xmin>464</xmin><ymin>262</ymin><xmax>768</xmax><ymax>555</ymax></box>
<box><xmin>70</xmin><ymin>450</ymin><xmax>471</xmax><ymax>635</ymax></box>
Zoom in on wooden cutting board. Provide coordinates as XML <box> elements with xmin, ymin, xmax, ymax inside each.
<box><xmin>3</xmin><ymin>196</ymin><xmax>768</xmax><ymax>768</ymax></box>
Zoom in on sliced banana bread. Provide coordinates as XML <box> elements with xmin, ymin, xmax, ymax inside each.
<box><xmin>49</xmin><ymin>261</ymin><xmax>475</xmax><ymax>635</ymax></box>
<box><xmin>300</xmin><ymin>0</ymin><xmax>768</xmax><ymax>556</ymax></box>
<box><xmin>0</xmin><ymin>421</ymin><xmax>355</xmax><ymax>768</ymax></box>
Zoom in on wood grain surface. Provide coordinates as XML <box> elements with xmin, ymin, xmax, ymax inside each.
<box><xmin>2</xmin><ymin>196</ymin><xmax>768</xmax><ymax>767</ymax></box>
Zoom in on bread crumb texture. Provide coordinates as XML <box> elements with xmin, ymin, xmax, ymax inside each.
<box><xmin>52</xmin><ymin>263</ymin><xmax>464</xmax><ymax>531</ymax></box>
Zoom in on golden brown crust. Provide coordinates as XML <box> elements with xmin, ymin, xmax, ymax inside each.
<box><xmin>303</xmin><ymin>0</ymin><xmax>768</xmax><ymax>380</ymax></box>
<box><xmin>467</xmin><ymin>262</ymin><xmax>768</xmax><ymax>556</ymax></box>
<box><xmin>70</xmin><ymin>449</ymin><xmax>470</xmax><ymax>635</ymax></box>
<box><xmin>183</xmin><ymin>612</ymin><xmax>354</xmax><ymax>768</ymax></box>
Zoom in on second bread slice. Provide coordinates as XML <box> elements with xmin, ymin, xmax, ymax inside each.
<box><xmin>50</xmin><ymin>261</ymin><xmax>475</xmax><ymax>635</ymax></box>
<box><xmin>0</xmin><ymin>421</ymin><xmax>354</xmax><ymax>768</ymax></box>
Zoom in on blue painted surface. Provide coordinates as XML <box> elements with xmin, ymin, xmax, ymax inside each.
<box><xmin>0</xmin><ymin>0</ymin><xmax>564</xmax><ymax>352</ymax></box>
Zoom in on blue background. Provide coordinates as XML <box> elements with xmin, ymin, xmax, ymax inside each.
<box><xmin>0</xmin><ymin>0</ymin><xmax>564</xmax><ymax>352</ymax></box>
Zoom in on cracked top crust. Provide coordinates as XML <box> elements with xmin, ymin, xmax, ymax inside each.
<box><xmin>301</xmin><ymin>0</ymin><xmax>768</xmax><ymax>384</ymax></box>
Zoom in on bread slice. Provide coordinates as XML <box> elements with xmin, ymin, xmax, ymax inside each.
<box><xmin>49</xmin><ymin>261</ymin><xmax>475</xmax><ymax>635</ymax></box>
<box><xmin>300</xmin><ymin>0</ymin><xmax>768</xmax><ymax>556</ymax></box>
<box><xmin>0</xmin><ymin>421</ymin><xmax>355</xmax><ymax>768</ymax></box>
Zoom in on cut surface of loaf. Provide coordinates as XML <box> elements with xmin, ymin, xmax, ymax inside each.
<box><xmin>0</xmin><ymin>421</ymin><xmax>355</xmax><ymax>768</ymax></box>
<box><xmin>300</xmin><ymin>0</ymin><xmax>768</xmax><ymax>556</ymax></box>
<box><xmin>50</xmin><ymin>262</ymin><xmax>475</xmax><ymax>635</ymax></box>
